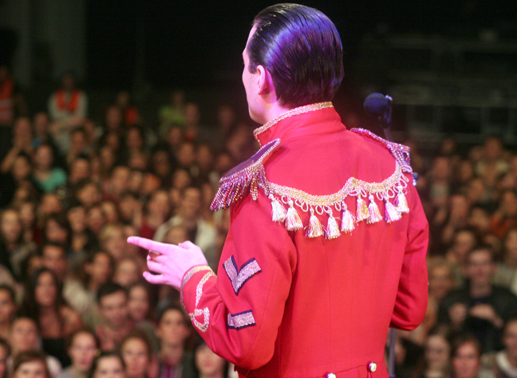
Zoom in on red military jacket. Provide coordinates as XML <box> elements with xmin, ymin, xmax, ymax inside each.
<box><xmin>181</xmin><ymin>103</ymin><xmax>429</xmax><ymax>378</ymax></box>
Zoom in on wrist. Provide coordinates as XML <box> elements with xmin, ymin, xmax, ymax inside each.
<box><xmin>181</xmin><ymin>265</ymin><xmax>213</xmax><ymax>291</ymax></box>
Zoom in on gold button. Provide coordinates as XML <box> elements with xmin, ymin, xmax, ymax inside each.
<box><xmin>368</xmin><ymin>362</ymin><xmax>377</xmax><ymax>372</ymax></box>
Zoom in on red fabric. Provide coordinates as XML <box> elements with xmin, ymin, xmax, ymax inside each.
<box><xmin>182</xmin><ymin>106</ymin><xmax>429</xmax><ymax>378</ymax></box>
<box><xmin>56</xmin><ymin>89</ymin><xmax>80</xmax><ymax>112</ymax></box>
<box><xmin>0</xmin><ymin>77</ymin><xmax>14</xmax><ymax>124</ymax></box>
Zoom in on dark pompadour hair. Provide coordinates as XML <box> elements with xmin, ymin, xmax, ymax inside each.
<box><xmin>247</xmin><ymin>3</ymin><xmax>344</xmax><ymax>108</ymax></box>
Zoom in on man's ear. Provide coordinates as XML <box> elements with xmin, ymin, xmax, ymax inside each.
<box><xmin>256</xmin><ymin>65</ymin><xmax>275</xmax><ymax>96</ymax></box>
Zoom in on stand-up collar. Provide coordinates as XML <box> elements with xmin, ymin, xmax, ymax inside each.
<box><xmin>253</xmin><ymin>102</ymin><xmax>345</xmax><ymax>146</ymax></box>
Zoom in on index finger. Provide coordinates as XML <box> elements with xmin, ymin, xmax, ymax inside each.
<box><xmin>127</xmin><ymin>236</ymin><xmax>170</xmax><ymax>253</ymax></box>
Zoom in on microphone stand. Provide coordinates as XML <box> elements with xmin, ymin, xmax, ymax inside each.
<box><xmin>366</xmin><ymin>94</ymin><xmax>396</xmax><ymax>378</ymax></box>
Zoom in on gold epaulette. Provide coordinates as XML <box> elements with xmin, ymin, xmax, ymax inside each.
<box><xmin>210</xmin><ymin>139</ymin><xmax>280</xmax><ymax>211</ymax></box>
<box><xmin>211</xmin><ymin>130</ymin><xmax>413</xmax><ymax>239</ymax></box>
<box><xmin>351</xmin><ymin>128</ymin><xmax>413</xmax><ymax>175</ymax></box>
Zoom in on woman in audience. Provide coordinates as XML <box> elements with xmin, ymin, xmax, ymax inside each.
<box><xmin>119</xmin><ymin>331</ymin><xmax>153</xmax><ymax>378</ymax></box>
<box><xmin>0</xmin><ymin>337</ymin><xmax>9</xmax><ymax>378</ymax></box>
<box><xmin>9</xmin><ymin>316</ymin><xmax>62</xmax><ymax>377</ymax></box>
<box><xmin>412</xmin><ymin>327</ymin><xmax>452</xmax><ymax>378</ymax></box>
<box><xmin>88</xmin><ymin>352</ymin><xmax>126</xmax><ymax>378</ymax></box>
<box><xmin>11</xmin><ymin>350</ymin><xmax>50</xmax><ymax>378</ymax></box>
<box><xmin>0</xmin><ymin>285</ymin><xmax>17</xmax><ymax>340</ymax></box>
<box><xmin>57</xmin><ymin>328</ymin><xmax>99</xmax><ymax>378</ymax></box>
<box><xmin>192</xmin><ymin>338</ymin><xmax>228</xmax><ymax>378</ymax></box>
<box><xmin>482</xmin><ymin>317</ymin><xmax>517</xmax><ymax>378</ymax></box>
<box><xmin>20</xmin><ymin>268</ymin><xmax>83</xmax><ymax>366</ymax></box>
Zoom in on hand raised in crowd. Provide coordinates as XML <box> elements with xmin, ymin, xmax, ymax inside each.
<box><xmin>127</xmin><ymin>236</ymin><xmax>208</xmax><ymax>290</ymax></box>
<box><xmin>469</xmin><ymin>303</ymin><xmax>503</xmax><ymax>328</ymax></box>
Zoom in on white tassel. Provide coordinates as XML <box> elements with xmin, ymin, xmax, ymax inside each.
<box><xmin>395</xmin><ymin>186</ymin><xmax>409</xmax><ymax>214</ymax></box>
<box><xmin>340</xmin><ymin>203</ymin><xmax>355</xmax><ymax>233</ymax></box>
<box><xmin>356</xmin><ymin>196</ymin><xmax>369</xmax><ymax>222</ymax></box>
<box><xmin>285</xmin><ymin>200</ymin><xmax>303</xmax><ymax>231</ymax></box>
<box><xmin>269</xmin><ymin>195</ymin><xmax>287</xmax><ymax>222</ymax></box>
<box><xmin>367</xmin><ymin>194</ymin><xmax>382</xmax><ymax>224</ymax></box>
<box><xmin>306</xmin><ymin>208</ymin><xmax>324</xmax><ymax>238</ymax></box>
<box><xmin>325</xmin><ymin>209</ymin><xmax>340</xmax><ymax>239</ymax></box>
<box><xmin>385</xmin><ymin>199</ymin><xmax>401</xmax><ymax>223</ymax></box>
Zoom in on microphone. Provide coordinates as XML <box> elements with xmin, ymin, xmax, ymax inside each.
<box><xmin>364</xmin><ymin>93</ymin><xmax>390</xmax><ymax>116</ymax></box>
<box><xmin>363</xmin><ymin>93</ymin><xmax>392</xmax><ymax>129</ymax></box>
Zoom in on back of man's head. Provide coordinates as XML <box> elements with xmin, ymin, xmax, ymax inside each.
<box><xmin>248</xmin><ymin>3</ymin><xmax>344</xmax><ymax>108</ymax></box>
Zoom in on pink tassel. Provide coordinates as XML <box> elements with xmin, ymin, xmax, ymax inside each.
<box><xmin>356</xmin><ymin>196</ymin><xmax>369</xmax><ymax>222</ymax></box>
<box><xmin>340</xmin><ymin>203</ymin><xmax>355</xmax><ymax>233</ymax></box>
<box><xmin>285</xmin><ymin>200</ymin><xmax>303</xmax><ymax>231</ymax></box>
<box><xmin>385</xmin><ymin>199</ymin><xmax>401</xmax><ymax>223</ymax></box>
<box><xmin>306</xmin><ymin>208</ymin><xmax>324</xmax><ymax>238</ymax></box>
<box><xmin>367</xmin><ymin>194</ymin><xmax>382</xmax><ymax>224</ymax></box>
<box><xmin>325</xmin><ymin>209</ymin><xmax>341</xmax><ymax>239</ymax></box>
<box><xmin>395</xmin><ymin>187</ymin><xmax>409</xmax><ymax>214</ymax></box>
<box><xmin>269</xmin><ymin>195</ymin><xmax>287</xmax><ymax>222</ymax></box>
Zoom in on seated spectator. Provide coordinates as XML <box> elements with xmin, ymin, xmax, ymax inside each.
<box><xmin>0</xmin><ymin>285</ymin><xmax>17</xmax><ymax>340</ymax></box>
<box><xmin>75</xmin><ymin>180</ymin><xmax>102</xmax><ymax>209</ymax></box>
<box><xmin>127</xmin><ymin>282</ymin><xmax>158</xmax><ymax>352</ymax></box>
<box><xmin>103</xmin><ymin>166</ymin><xmax>131</xmax><ymax>203</ymax></box>
<box><xmin>18</xmin><ymin>200</ymin><xmax>37</xmax><ymax>245</ymax></box>
<box><xmin>408</xmin><ymin>258</ymin><xmax>457</xmax><ymax>346</ymax></box>
<box><xmin>481</xmin><ymin>316</ymin><xmax>517</xmax><ymax>378</ymax></box>
<box><xmin>86</xmin><ymin>205</ymin><xmax>106</xmax><ymax>236</ymax></box>
<box><xmin>32</xmin><ymin>144</ymin><xmax>67</xmax><ymax>194</ymax></box>
<box><xmin>494</xmin><ymin>227</ymin><xmax>517</xmax><ymax>293</ymax></box>
<box><xmin>68</xmin><ymin>156</ymin><xmax>91</xmax><ymax>187</ymax></box>
<box><xmin>19</xmin><ymin>268</ymin><xmax>83</xmax><ymax>366</ymax></box>
<box><xmin>11</xmin><ymin>351</ymin><xmax>50</xmax><ymax>378</ymax></box>
<box><xmin>100</xmin><ymin>200</ymin><xmax>119</xmax><ymax>225</ymax></box>
<box><xmin>119</xmin><ymin>331</ymin><xmax>153</xmax><ymax>378</ymax></box>
<box><xmin>43</xmin><ymin>215</ymin><xmax>69</xmax><ymax>246</ymax></box>
<box><xmin>9</xmin><ymin>317</ymin><xmax>62</xmax><ymax>377</ymax></box>
<box><xmin>66</xmin><ymin>202</ymin><xmax>97</xmax><ymax>274</ymax></box>
<box><xmin>0</xmin><ymin>337</ymin><xmax>8</xmax><ymax>378</ymax></box>
<box><xmin>70</xmin><ymin>251</ymin><xmax>114</xmax><ymax>318</ymax></box>
<box><xmin>1</xmin><ymin>117</ymin><xmax>33</xmax><ymax>175</ymax></box>
<box><xmin>138</xmin><ymin>190</ymin><xmax>171</xmax><ymax>245</ymax></box>
<box><xmin>0</xmin><ymin>207</ymin><xmax>37</xmax><ymax>280</ymax></box>
<box><xmin>99</xmin><ymin>224</ymin><xmax>126</xmax><ymax>262</ymax></box>
<box><xmin>155</xmin><ymin>304</ymin><xmax>194</xmax><ymax>378</ymax></box>
<box><xmin>89</xmin><ymin>352</ymin><xmax>125</xmax><ymax>378</ymax></box>
<box><xmin>95</xmin><ymin>283</ymin><xmax>134</xmax><ymax>351</ymax></box>
<box><xmin>56</xmin><ymin>328</ymin><xmax>99</xmax><ymax>378</ymax></box>
<box><xmin>67</xmin><ymin>128</ymin><xmax>90</xmax><ymax>167</ymax></box>
<box><xmin>450</xmin><ymin>334</ymin><xmax>495</xmax><ymax>378</ymax></box>
<box><xmin>114</xmin><ymin>257</ymin><xmax>142</xmax><ymax>289</ymax></box>
<box><xmin>439</xmin><ymin>246</ymin><xmax>517</xmax><ymax>353</ymax></box>
<box><xmin>154</xmin><ymin>186</ymin><xmax>217</xmax><ymax>269</ymax></box>
<box><xmin>192</xmin><ymin>337</ymin><xmax>228</xmax><ymax>378</ymax></box>
<box><xmin>412</xmin><ymin>327</ymin><xmax>451</xmax><ymax>378</ymax></box>
<box><xmin>490</xmin><ymin>190</ymin><xmax>517</xmax><ymax>239</ymax></box>
<box><xmin>115</xmin><ymin>91</ymin><xmax>141</xmax><ymax>127</ymax></box>
<box><xmin>48</xmin><ymin>72</ymin><xmax>87</xmax><ymax>123</ymax></box>
<box><xmin>158</xmin><ymin>89</ymin><xmax>185</xmax><ymax>136</ymax></box>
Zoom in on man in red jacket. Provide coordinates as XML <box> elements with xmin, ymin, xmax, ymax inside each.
<box><xmin>128</xmin><ymin>4</ymin><xmax>429</xmax><ymax>378</ymax></box>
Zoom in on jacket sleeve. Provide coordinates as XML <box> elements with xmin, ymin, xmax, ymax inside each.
<box><xmin>181</xmin><ymin>193</ymin><xmax>297</xmax><ymax>370</ymax></box>
<box><xmin>390</xmin><ymin>179</ymin><xmax>429</xmax><ymax>330</ymax></box>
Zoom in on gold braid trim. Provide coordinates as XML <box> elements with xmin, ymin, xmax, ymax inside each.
<box><xmin>253</xmin><ymin>102</ymin><xmax>334</xmax><ymax>143</ymax></box>
<box><xmin>268</xmin><ymin>162</ymin><xmax>409</xmax><ymax>215</ymax></box>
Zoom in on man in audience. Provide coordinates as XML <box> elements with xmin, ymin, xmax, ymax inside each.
<box><xmin>95</xmin><ymin>282</ymin><xmax>134</xmax><ymax>351</ymax></box>
<box><xmin>439</xmin><ymin>246</ymin><xmax>517</xmax><ymax>352</ymax></box>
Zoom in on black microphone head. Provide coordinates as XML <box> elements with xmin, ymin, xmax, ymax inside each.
<box><xmin>364</xmin><ymin>93</ymin><xmax>389</xmax><ymax>116</ymax></box>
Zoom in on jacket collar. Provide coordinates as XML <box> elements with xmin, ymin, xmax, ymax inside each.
<box><xmin>253</xmin><ymin>102</ymin><xmax>345</xmax><ymax>146</ymax></box>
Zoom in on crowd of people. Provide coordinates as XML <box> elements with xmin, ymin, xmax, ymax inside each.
<box><xmin>2</xmin><ymin>67</ymin><xmax>517</xmax><ymax>378</ymax></box>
